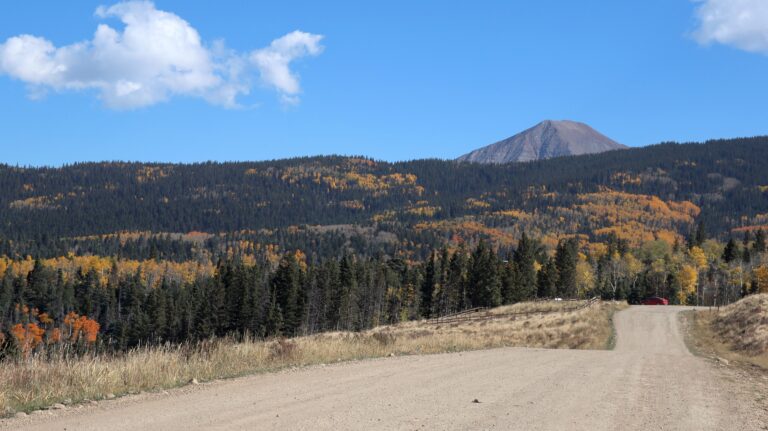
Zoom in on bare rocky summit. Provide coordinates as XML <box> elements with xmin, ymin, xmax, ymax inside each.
<box><xmin>457</xmin><ymin>120</ymin><xmax>626</xmax><ymax>164</ymax></box>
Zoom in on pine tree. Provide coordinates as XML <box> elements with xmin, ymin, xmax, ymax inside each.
<box><xmin>338</xmin><ymin>254</ymin><xmax>358</xmax><ymax>330</ymax></box>
<box><xmin>468</xmin><ymin>241</ymin><xmax>501</xmax><ymax>307</ymax></box>
<box><xmin>172</xmin><ymin>284</ymin><xmax>194</xmax><ymax>342</ymax></box>
<box><xmin>26</xmin><ymin>259</ymin><xmax>55</xmax><ymax>312</ymax></box>
<box><xmin>722</xmin><ymin>238</ymin><xmax>738</xmax><ymax>263</ymax></box>
<box><xmin>322</xmin><ymin>260</ymin><xmax>342</xmax><ymax>330</ymax></box>
<box><xmin>271</xmin><ymin>254</ymin><xmax>304</xmax><ymax>336</ymax></box>
<box><xmin>513</xmin><ymin>233</ymin><xmax>538</xmax><ymax>301</ymax></box>
<box><xmin>0</xmin><ymin>274</ymin><xmax>13</xmax><ymax>324</ymax></box>
<box><xmin>447</xmin><ymin>246</ymin><xmax>469</xmax><ymax>312</ymax></box>
<box><xmin>741</xmin><ymin>231</ymin><xmax>752</xmax><ymax>264</ymax></box>
<box><xmin>501</xmin><ymin>259</ymin><xmax>518</xmax><ymax>305</ymax></box>
<box><xmin>124</xmin><ymin>281</ymin><xmax>149</xmax><ymax>347</ymax></box>
<box><xmin>554</xmin><ymin>238</ymin><xmax>579</xmax><ymax>298</ymax></box>
<box><xmin>420</xmin><ymin>251</ymin><xmax>437</xmax><ymax>318</ymax></box>
<box><xmin>60</xmin><ymin>276</ymin><xmax>75</xmax><ymax>319</ymax></box>
<box><xmin>755</xmin><ymin>229</ymin><xmax>767</xmax><ymax>253</ymax></box>
<box><xmin>265</xmin><ymin>298</ymin><xmax>284</xmax><ymax>337</ymax></box>
<box><xmin>75</xmin><ymin>269</ymin><xmax>101</xmax><ymax>318</ymax></box>
<box><xmin>218</xmin><ymin>261</ymin><xmax>241</xmax><ymax>332</ymax></box>
<box><xmin>433</xmin><ymin>248</ymin><xmax>452</xmax><ymax>317</ymax></box>
<box><xmin>145</xmin><ymin>286</ymin><xmax>168</xmax><ymax>343</ymax></box>
<box><xmin>742</xmin><ymin>231</ymin><xmax>752</xmax><ymax>248</ymax></box>
<box><xmin>695</xmin><ymin>221</ymin><xmax>707</xmax><ymax>247</ymax></box>
<box><xmin>252</xmin><ymin>272</ymin><xmax>273</xmax><ymax>337</ymax></box>
<box><xmin>193</xmin><ymin>278</ymin><xmax>225</xmax><ymax>339</ymax></box>
<box><xmin>536</xmin><ymin>258</ymin><xmax>557</xmax><ymax>299</ymax></box>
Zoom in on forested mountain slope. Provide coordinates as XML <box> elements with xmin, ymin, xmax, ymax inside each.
<box><xmin>1</xmin><ymin>137</ymin><xmax>767</xmax><ymax>260</ymax></box>
<box><xmin>1</xmin><ymin>136</ymin><xmax>768</xmax><ymax>355</ymax></box>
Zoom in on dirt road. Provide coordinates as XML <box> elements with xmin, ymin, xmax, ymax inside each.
<box><xmin>3</xmin><ymin>306</ymin><xmax>766</xmax><ymax>430</ymax></box>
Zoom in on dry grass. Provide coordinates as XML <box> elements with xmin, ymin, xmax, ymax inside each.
<box><xmin>487</xmin><ymin>299</ymin><xmax>597</xmax><ymax>315</ymax></box>
<box><xmin>684</xmin><ymin>294</ymin><xmax>768</xmax><ymax>370</ymax></box>
<box><xmin>376</xmin><ymin>300</ymin><xmax>623</xmax><ymax>352</ymax></box>
<box><xmin>0</xmin><ymin>300</ymin><xmax>626</xmax><ymax>416</ymax></box>
<box><xmin>713</xmin><ymin>294</ymin><xmax>768</xmax><ymax>356</ymax></box>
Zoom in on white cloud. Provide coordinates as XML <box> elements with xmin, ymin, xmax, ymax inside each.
<box><xmin>0</xmin><ymin>1</ymin><xmax>323</xmax><ymax>109</ymax></box>
<box><xmin>251</xmin><ymin>31</ymin><xmax>324</xmax><ymax>104</ymax></box>
<box><xmin>693</xmin><ymin>0</ymin><xmax>768</xmax><ymax>54</ymax></box>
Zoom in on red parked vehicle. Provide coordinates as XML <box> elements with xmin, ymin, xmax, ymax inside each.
<box><xmin>641</xmin><ymin>297</ymin><xmax>669</xmax><ymax>305</ymax></box>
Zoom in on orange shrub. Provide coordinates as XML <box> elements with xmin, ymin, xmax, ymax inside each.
<box><xmin>48</xmin><ymin>327</ymin><xmax>62</xmax><ymax>344</ymax></box>
<box><xmin>11</xmin><ymin>322</ymin><xmax>46</xmax><ymax>356</ymax></box>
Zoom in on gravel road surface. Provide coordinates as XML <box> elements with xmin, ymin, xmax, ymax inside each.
<box><xmin>3</xmin><ymin>305</ymin><xmax>766</xmax><ymax>430</ymax></box>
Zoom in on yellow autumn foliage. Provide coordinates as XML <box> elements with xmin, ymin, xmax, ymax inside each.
<box><xmin>465</xmin><ymin>198</ymin><xmax>491</xmax><ymax>209</ymax></box>
<box><xmin>339</xmin><ymin>200</ymin><xmax>365</xmax><ymax>210</ymax></box>
<box><xmin>688</xmin><ymin>246</ymin><xmax>708</xmax><ymax>270</ymax></box>
<box><xmin>406</xmin><ymin>206</ymin><xmax>440</xmax><ymax>217</ymax></box>
<box><xmin>0</xmin><ymin>255</ymin><xmax>214</xmax><ymax>288</ymax></box>
<box><xmin>678</xmin><ymin>264</ymin><xmax>698</xmax><ymax>305</ymax></box>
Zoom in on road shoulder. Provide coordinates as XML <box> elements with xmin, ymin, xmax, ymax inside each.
<box><xmin>681</xmin><ymin>309</ymin><xmax>768</xmax><ymax>371</ymax></box>
<box><xmin>680</xmin><ymin>309</ymin><xmax>768</xmax><ymax>421</ymax></box>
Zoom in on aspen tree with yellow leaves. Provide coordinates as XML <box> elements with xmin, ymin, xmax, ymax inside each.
<box><xmin>677</xmin><ymin>265</ymin><xmax>698</xmax><ymax>305</ymax></box>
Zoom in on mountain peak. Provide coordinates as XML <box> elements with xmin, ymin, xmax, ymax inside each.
<box><xmin>457</xmin><ymin>120</ymin><xmax>626</xmax><ymax>164</ymax></box>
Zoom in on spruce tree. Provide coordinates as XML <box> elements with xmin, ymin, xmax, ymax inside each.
<box><xmin>265</xmin><ymin>298</ymin><xmax>284</xmax><ymax>337</ymax></box>
<box><xmin>0</xmin><ymin>275</ymin><xmax>13</xmax><ymax>324</ymax></box>
<box><xmin>695</xmin><ymin>221</ymin><xmax>707</xmax><ymax>247</ymax></box>
<box><xmin>501</xmin><ymin>259</ymin><xmax>518</xmax><ymax>305</ymax></box>
<box><xmin>444</xmin><ymin>246</ymin><xmax>468</xmax><ymax>313</ymax></box>
<box><xmin>338</xmin><ymin>254</ymin><xmax>358</xmax><ymax>330</ymax></box>
<box><xmin>26</xmin><ymin>259</ymin><xmax>55</xmax><ymax>312</ymax></box>
<box><xmin>554</xmin><ymin>238</ymin><xmax>579</xmax><ymax>298</ymax></box>
<box><xmin>755</xmin><ymin>229</ymin><xmax>767</xmax><ymax>253</ymax></box>
<box><xmin>742</xmin><ymin>231</ymin><xmax>752</xmax><ymax>264</ymax></box>
<box><xmin>420</xmin><ymin>251</ymin><xmax>436</xmax><ymax>318</ymax></box>
<box><xmin>536</xmin><ymin>258</ymin><xmax>557</xmax><ymax>299</ymax></box>
<box><xmin>742</xmin><ymin>231</ymin><xmax>751</xmax><ymax>248</ymax></box>
<box><xmin>513</xmin><ymin>233</ymin><xmax>538</xmax><ymax>301</ymax></box>
<box><xmin>722</xmin><ymin>238</ymin><xmax>737</xmax><ymax>263</ymax></box>
<box><xmin>468</xmin><ymin>241</ymin><xmax>502</xmax><ymax>307</ymax></box>
<box><xmin>742</xmin><ymin>247</ymin><xmax>751</xmax><ymax>265</ymax></box>
<box><xmin>271</xmin><ymin>254</ymin><xmax>304</xmax><ymax>336</ymax></box>
<box><xmin>145</xmin><ymin>286</ymin><xmax>168</xmax><ymax>343</ymax></box>
<box><xmin>323</xmin><ymin>259</ymin><xmax>342</xmax><ymax>330</ymax></box>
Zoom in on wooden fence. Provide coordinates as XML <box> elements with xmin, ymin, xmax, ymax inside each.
<box><xmin>427</xmin><ymin>307</ymin><xmax>489</xmax><ymax>325</ymax></box>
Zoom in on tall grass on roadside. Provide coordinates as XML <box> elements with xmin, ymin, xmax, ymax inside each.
<box><xmin>0</xmin><ymin>300</ymin><xmax>626</xmax><ymax>416</ymax></box>
<box><xmin>712</xmin><ymin>293</ymin><xmax>768</xmax><ymax>356</ymax></box>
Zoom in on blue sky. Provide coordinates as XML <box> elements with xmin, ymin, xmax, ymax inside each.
<box><xmin>1</xmin><ymin>0</ymin><xmax>767</xmax><ymax>165</ymax></box>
